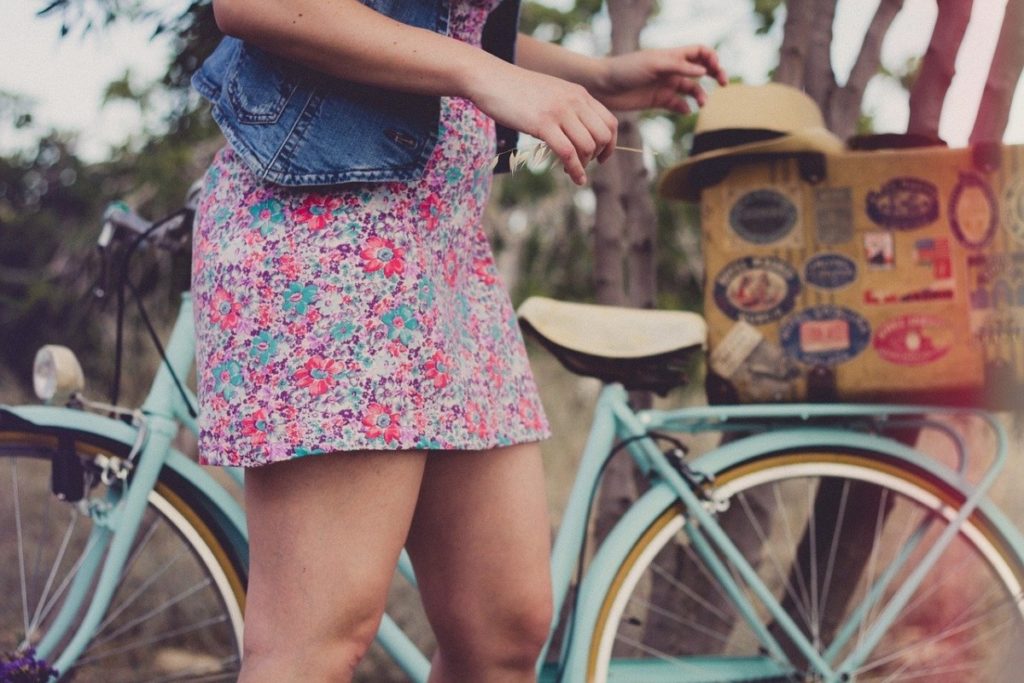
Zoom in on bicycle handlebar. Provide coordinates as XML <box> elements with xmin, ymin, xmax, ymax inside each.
<box><xmin>97</xmin><ymin>178</ymin><xmax>202</xmax><ymax>253</ymax></box>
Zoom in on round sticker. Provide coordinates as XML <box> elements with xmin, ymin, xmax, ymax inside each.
<box><xmin>804</xmin><ymin>253</ymin><xmax>857</xmax><ymax>290</ymax></box>
<box><xmin>713</xmin><ymin>257</ymin><xmax>801</xmax><ymax>325</ymax></box>
<box><xmin>950</xmin><ymin>171</ymin><xmax>997</xmax><ymax>249</ymax></box>
<box><xmin>780</xmin><ymin>306</ymin><xmax>871</xmax><ymax>366</ymax></box>
<box><xmin>729</xmin><ymin>189</ymin><xmax>798</xmax><ymax>244</ymax></box>
<box><xmin>873</xmin><ymin>314</ymin><xmax>953</xmax><ymax>366</ymax></box>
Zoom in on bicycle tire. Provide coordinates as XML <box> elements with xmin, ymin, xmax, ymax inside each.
<box><xmin>587</xmin><ymin>447</ymin><xmax>1024</xmax><ymax>682</ymax></box>
<box><xmin>0</xmin><ymin>425</ymin><xmax>247</xmax><ymax>682</ymax></box>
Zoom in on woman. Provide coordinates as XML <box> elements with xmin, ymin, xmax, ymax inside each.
<box><xmin>190</xmin><ymin>0</ymin><xmax>726</xmax><ymax>680</ymax></box>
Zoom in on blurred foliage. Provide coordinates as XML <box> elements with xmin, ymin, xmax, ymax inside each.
<box><xmin>751</xmin><ymin>0</ymin><xmax>784</xmax><ymax>34</ymax></box>
<box><xmin>520</xmin><ymin>0</ymin><xmax>604</xmax><ymax>43</ymax></box>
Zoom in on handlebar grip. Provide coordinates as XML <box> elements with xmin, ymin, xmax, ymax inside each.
<box><xmin>102</xmin><ymin>201</ymin><xmax>154</xmax><ymax>235</ymax></box>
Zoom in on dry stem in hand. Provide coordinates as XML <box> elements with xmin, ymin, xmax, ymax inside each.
<box><xmin>491</xmin><ymin>143</ymin><xmax>648</xmax><ymax>174</ymax></box>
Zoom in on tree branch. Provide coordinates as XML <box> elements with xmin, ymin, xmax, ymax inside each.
<box><xmin>908</xmin><ymin>0</ymin><xmax>973</xmax><ymax>139</ymax></box>
<box><xmin>830</xmin><ymin>0</ymin><xmax>904</xmax><ymax>138</ymax></box>
<box><xmin>971</xmin><ymin>0</ymin><xmax>1024</xmax><ymax>143</ymax></box>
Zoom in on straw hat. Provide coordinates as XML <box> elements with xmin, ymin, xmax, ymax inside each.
<box><xmin>658</xmin><ymin>83</ymin><xmax>845</xmax><ymax>202</ymax></box>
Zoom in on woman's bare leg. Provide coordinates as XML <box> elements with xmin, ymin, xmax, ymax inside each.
<box><xmin>239</xmin><ymin>449</ymin><xmax>426</xmax><ymax>683</ymax></box>
<box><xmin>406</xmin><ymin>442</ymin><xmax>553</xmax><ymax>683</ymax></box>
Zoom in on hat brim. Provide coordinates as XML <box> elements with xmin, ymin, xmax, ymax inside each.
<box><xmin>658</xmin><ymin>128</ymin><xmax>845</xmax><ymax>202</ymax></box>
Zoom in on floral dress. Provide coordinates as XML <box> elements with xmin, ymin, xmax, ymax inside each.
<box><xmin>191</xmin><ymin>0</ymin><xmax>549</xmax><ymax>467</ymax></box>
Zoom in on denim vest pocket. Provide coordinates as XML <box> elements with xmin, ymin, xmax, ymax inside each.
<box><xmin>226</xmin><ymin>44</ymin><xmax>299</xmax><ymax>125</ymax></box>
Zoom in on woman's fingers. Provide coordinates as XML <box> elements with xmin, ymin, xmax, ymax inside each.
<box><xmin>538</xmin><ymin>88</ymin><xmax>617</xmax><ymax>183</ymax></box>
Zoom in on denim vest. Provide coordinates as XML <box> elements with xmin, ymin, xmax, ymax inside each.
<box><xmin>192</xmin><ymin>0</ymin><xmax>521</xmax><ymax>186</ymax></box>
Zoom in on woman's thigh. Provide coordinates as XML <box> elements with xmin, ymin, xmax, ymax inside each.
<box><xmin>242</xmin><ymin>450</ymin><xmax>427</xmax><ymax>650</ymax></box>
<box><xmin>405</xmin><ymin>442</ymin><xmax>553</xmax><ymax>650</ymax></box>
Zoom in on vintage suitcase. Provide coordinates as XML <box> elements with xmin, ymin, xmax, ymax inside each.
<box><xmin>700</xmin><ymin>142</ymin><xmax>1024</xmax><ymax>407</ymax></box>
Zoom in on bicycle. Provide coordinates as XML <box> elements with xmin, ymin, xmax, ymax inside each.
<box><xmin>3</xmin><ymin>191</ymin><xmax>1024</xmax><ymax>682</ymax></box>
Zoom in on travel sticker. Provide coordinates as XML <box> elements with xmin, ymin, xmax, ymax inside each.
<box><xmin>815</xmin><ymin>187</ymin><xmax>854</xmax><ymax>245</ymax></box>
<box><xmin>713</xmin><ymin>256</ymin><xmax>801</xmax><ymax>324</ymax></box>
<box><xmin>804</xmin><ymin>253</ymin><xmax>857</xmax><ymax>290</ymax></box>
<box><xmin>866</xmin><ymin>177</ymin><xmax>939</xmax><ymax>230</ymax></box>
<box><xmin>864</xmin><ymin>231</ymin><xmax>894</xmax><ymax>269</ymax></box>
<box><xmin>967</xmin><ymin>252</ymin><xmax>1024</xmax><ymax>310</ymax></box>
<box><xmin>873</xmin><ymin>314</ymin><xmax>953</xmax><ymax>366</ymax></box>
<box><xmin>780</xmin><ymin>306</ymin><xmax>871</xmax><ymax>366</ymax></box>
<box><xmin>913</xmin><ymin>237</ymin><xmax>952</xmax><ymax>279</ymax></box>
<box><xmin>728</xmin><ymin>189</ymin><xmax>799</xmax><ymax>245</ymax></box>
<box><xmin>949</xmin><ymin>171</ymin><xmax>997</xmax><ymax>249</ymax></box>
<box><xmin>1004</xmin><ymin>178</ymin><xmax>1024</xmax><ymax>245</ymax></box>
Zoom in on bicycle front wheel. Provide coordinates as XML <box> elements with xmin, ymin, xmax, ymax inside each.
<box><xmin>588</xmin><ymin>448</ymin><xmax>1024</xmax><ymax>682</ymax></box>
<box><xmin>0</xmin><ymin>425</ymin><xmax>246</xmax><ymax>681</ymax></box>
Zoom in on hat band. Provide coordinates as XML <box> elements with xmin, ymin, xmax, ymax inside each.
<box><xmin>689</xmin><ymin>128</ymin><xmax>786</xmax><ymax>157</ymax></box>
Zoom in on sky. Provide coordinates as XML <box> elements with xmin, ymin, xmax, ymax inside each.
<box><xmin>0</xmin><ymin>0</ymin><xmax>1021</xmax><ymax>163</ymax></box>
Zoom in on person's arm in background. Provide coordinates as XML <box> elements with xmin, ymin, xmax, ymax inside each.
<box><xmin>212</xmin><ymin>0</ymin><xmax>618</xmax><ymax>185</ymax></box>
<box><xmin>515</xmin><ymin>34</ymin><xmax>727</xmax><ymax>114</ymax></box>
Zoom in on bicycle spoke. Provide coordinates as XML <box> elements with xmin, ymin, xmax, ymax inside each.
<box><xmin>27</xmin><ymin>507</ymin><xmax>79</xmax><ymax>636</ymax></box>
<box><xmin>32</xmin><ymin>527</ymin><xmax>102</xmax><ymax>634</ymax></box>
<box><xmin>28</xmin><ymin>479</ymin><xmax>56</xmax><ymax>630</ymax></box>
<box><xmin>805</xmin><ymin>479</ymin><xmax>821</xmax><ymax>646</ymax></box>
<box><xmin>631</xmin><ymin>593</ymin><xmax>733</xmax><ymax>646</ymax></box>
<box><xmin>737</xmin><ymin>486</ymin><xmax>815</xmax><ymax>633</ymax></box>
<box><xmin>771</xmin><ymin>481</ymin><xmax>814</xmax><ymax>630</ymax></box>
<box><xmin>13</xmin><ymin>457</ymin><xmax>32</xmax><ymax>639</ymax></box>
<box><xmin>615</xmin><ymin>631</ymin><xmax>721</xmax><ymax>678</ymax></box>
<box><xmin>651</xmin><ymin>558</ymin><xmax>731</xmax><ymax>625</ymax></box>
<box><xmin>678</xmin><ymin>523</ymin><xmax>739</xmax><ymax>617</ymax></box>
<box><xmin>816</xmin><ymin>479</ymin><xmax>851</xmax><ymax>646</ymax></box>
<box><xmin>141</xmin><ymin>660</ymin><xmax>242</xmax><ymax>683</ymax></box>
<box><xmin>857</xmin><ymin>602</ymin><xmax>1018</xmax><ymax>679</ymax></box>
<box><xmin>97</xmin><ymin>542</ymin><xmax>189</xmax><ymax>635</ymax></box>
<box><xmin>92</xmin><ymin>575</ymin><xmax>213</xmax><ymax>647</ymax></box>
<box><xmin>115</xmin><ymin>511</ymin><xmax>166</xmax><ymax>593</ymax></box>
<box><xmin>855</xmin><ymin>487</ymin><xmax>894</xmax><ymax>651</ymax></box>
<box><xmin>75</xmin><ymin>613</ymin><xmax>229</xmax><ymax>667</ymax></box>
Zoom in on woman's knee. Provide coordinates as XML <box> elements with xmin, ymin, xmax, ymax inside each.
<box><xmin>241</xmin><ymin>611</ymin><xmax>381</xmax><ymax>681</ymax></box>
<box><xmin>436</xmin><ymin>588</ymin><xmax>554</xmax><ymax>670</ymax></box>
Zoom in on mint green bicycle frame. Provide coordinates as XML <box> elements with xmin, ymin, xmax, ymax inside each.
<box><xmin>7</xmin><ymin>292</ymin><xmax>1024</xmax><ymax>682</ymax></box>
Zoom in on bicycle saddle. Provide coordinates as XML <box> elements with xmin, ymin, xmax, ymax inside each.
<box><xmin>517</xmin><ymin>297</ymin><xmax>707</xmax><ymax>396</ymax></box>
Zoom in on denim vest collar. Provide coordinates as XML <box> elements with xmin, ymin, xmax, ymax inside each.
<box><xmin>192</xmin><ymin>0</ymin><xmax>521</xmax><ymax>186</ymax></box>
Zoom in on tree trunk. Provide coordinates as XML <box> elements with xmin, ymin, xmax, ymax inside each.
<box><xmin>804</xmin><ymin>0</ymin><xmax>838</xmax><ymax>109</ymax></box>
<box><xmin>591</xmin><ymin>163</ymin><xmax>629</xmax><ymax>306</ymax></box>
<box><xmin>592</xmin><ymin>0</ymin><xmax>655</xmax><ymax>545</ymax></box>
<box><xmin>971</xmin><ymin>0</ymin><xmax>1024</xmax><ymax>143</ymax></box>
<box><xmin>775</xmin><ymin>0</ymin><xmax>812</xmax><ymax>87</ymax></box>
<box><xmin>907</xmin><ymin>0</ymin><xmax>973</xmax><ymax>140</ymax></box>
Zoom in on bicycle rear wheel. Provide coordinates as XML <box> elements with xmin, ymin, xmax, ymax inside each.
<box><xmin>0</xmin><ymin>425</ymin><xmax>246</xmax><ymax>682</ymax></box>
<box><xmin>588</xmin><ymin>448</ymin><xmax>1024</xmax><ymax>682</ymax></box>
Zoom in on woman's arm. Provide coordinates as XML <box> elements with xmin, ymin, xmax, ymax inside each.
<box><xmin>212</xmin><ymin>0</ymin><xmax>618</xmax><ymax>184</ymax></box>
<box><xmin>516</xmin><ymin>34</ymin><xmax>727</xmax><ymax>114</ymax></box>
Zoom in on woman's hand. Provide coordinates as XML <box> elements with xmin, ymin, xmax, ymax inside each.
<box><xmin>468</xmin><ymin>62</ymin><xmax>620</xmax><ymax>186</ymax></box>
<box><xmin>593</xmin><ymin>45</ymin><xmax>728</xmax><ymax>113</ymax></box>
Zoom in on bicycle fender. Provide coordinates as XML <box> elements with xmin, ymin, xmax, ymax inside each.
<box><xmin>1</xmin><ymin>404</ymin><xmax>140</xmax><ymax>445</ymax></box>
<box><xmin>560</xmin><ymin>481</ymin><xmax>680</xmax><ymax>682</ymax></box>
<box><xmin>161</xmin><ymin>449</ymin><xmax>248</xmax><ymax>543</ymax></box>
<box><xmin>0</xmin><ymin>403</ymin><xmax>247</xmax><ymax>543</ymax></box>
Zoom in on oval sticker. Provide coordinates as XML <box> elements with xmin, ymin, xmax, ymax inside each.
<box><xmin>873</xmin><ymin>315</ymin><xmax>953</xmax><ymax>366</ymax></box>
<box><xmin>713</xmin><ymin>256</ymin><xmax>801</xmax><ymax>324</ymax></box>
<box><xmin>804</xmin><ymin>253</ymin><xmax>857</xmax><ymax>290</ymax></box>
<box><xmin>866</xmin><ymin>177</ymin><xmax>939</xmax><ymax>230</ymax></box>
<box><xmin>780</xmin><ymin>306</ymin><xmax>871</xmax><ymax>366</ymax></box>
<box><xmin>729</xmin><ymin>189</ymin><xmax>798</xmax><ymax>244</ymax></box>
<box><xmin>950</xmin><ymin>171</ymin><xmax>997</xmax><ymax>249</ymax></box>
